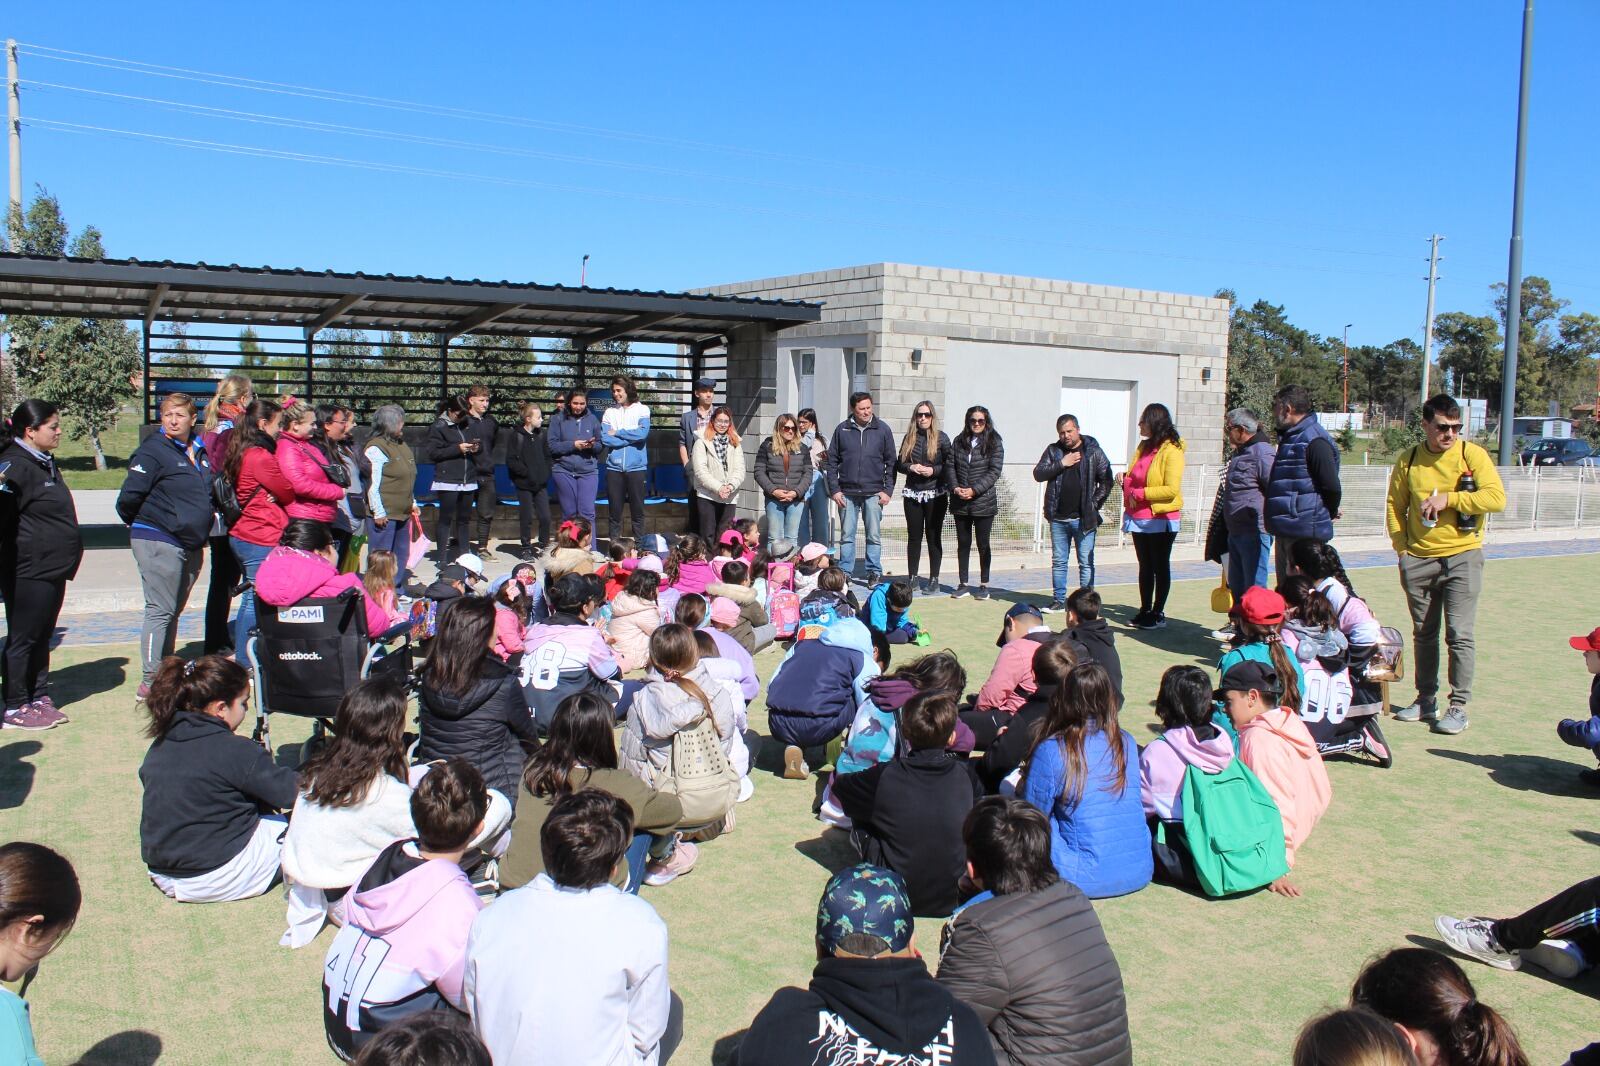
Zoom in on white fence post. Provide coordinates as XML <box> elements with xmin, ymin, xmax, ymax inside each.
<box><xmin>1033</xmin><ymin>480</ymin><xmax>1044</xmax><ymax>554</ymax></box>
<box><xmin>1193</xmin><ymin>465</ymin><xmax>1209</xmax><ymax>544</ymax></box>
<box><xmin>1530</xmin><ymin>467</ymin><xmax>1542</xmax><ymax>530</ymax></box>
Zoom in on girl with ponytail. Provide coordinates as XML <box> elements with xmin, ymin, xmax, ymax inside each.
<box><xmin>542</xmin><ymin>516</ymin><xmax>596</xmax><ymax>580</ymax></box>
<box><xmin>1351</xmin><ymin>948</ymin><xmax>1530</xmax><ymax>1066</ymax></box>
<box><xmin>618</xmin><ymin>623</ymin><xmax>738</xmax><ymax>811</ymax></box>
<box><xmin>138</xmin><ymin>654</ymin><xmax>299</xmax><ymax>903</ymax></box>
<box><xmin>1218</xmin><ymin>585</ymin><xmax>1304</xmax><ymax>733</ymax></box>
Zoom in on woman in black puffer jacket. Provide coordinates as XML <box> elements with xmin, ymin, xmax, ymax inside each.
<box><xmin>894</xmin><ymin>400</ymin><xmax>954</xmax><ymax>594</ymax></box>
<box><xmin>949</xmin><ymin>405</ymin><xmax>1005</xmax><ymax>601</ymax></box>
<box><xmin>415</xmin><ymin>597</ymin><xmax>539</xmax><ymax>851</ymax></box>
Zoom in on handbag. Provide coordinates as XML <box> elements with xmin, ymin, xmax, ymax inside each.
<box><xmin>321</xmin><ymin>461</ymin><xmax>352</xmax><ymax>488</ymax></box>
<box><xmin>1210</xmin><ymin>574</ymin><xmax>1234</xmax><ymax>614</ymax></box>
<box><xmin>408</xmin><ymin>513</ymin><xmax>433</xmax><ymax>561</ymax></box>
<box><xmin>658</xmin><ymin>714</ymin><xmax>740</xmax><ymax>827</ymax></box>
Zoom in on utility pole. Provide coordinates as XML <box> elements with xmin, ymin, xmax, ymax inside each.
<box><xmin>580</xmin><ymin>253</ymin><xmax>590</xmax><ymax>287</ymax></box>
<box><xmin>1420</xmin><ymin>234</ymin><xmax>1443</xmax><ymax>406</ymax></box>
<box><xmin>6</xmin><ymin>39</ymin><xmax>20</xmax><ymax>221</ymax></box>
<box><xmin>1342</xmin><ymin>324</ymin><xmax>1352</xmax><ymax>414</ymax></box>
<box><xmin>1498</xmin><ymin>0</ymin><xmax>1533</xmax><ymax>467</ymax></box>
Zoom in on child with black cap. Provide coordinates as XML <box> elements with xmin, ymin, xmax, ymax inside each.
<box><xmin>1216</xmin><ymin>659</ymin><xmax>1331</xmax><ymax>897</ymax></box>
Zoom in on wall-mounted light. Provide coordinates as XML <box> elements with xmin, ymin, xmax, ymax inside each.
<box><xmin>910</xmin><ymin>348</ymin><xmax>923</xmax><ymax>368</ymax></box>
<box><xmin>1201</xmin><ymin>367</ymin><xmax>1212</xmax><ymax>383</ymax></box>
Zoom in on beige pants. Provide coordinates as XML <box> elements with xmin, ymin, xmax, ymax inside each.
<box><xmin>1397</xmin><ymin>548</ymin><xmax>1484</xmax><ymax>708</ymax></box>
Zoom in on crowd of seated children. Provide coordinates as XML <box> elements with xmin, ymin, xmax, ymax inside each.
<box><xmin>281</xmin><ymin>679</ymin><xmax>416</xmax><ymax>947</ymax></box>
<box><xmin>1018</xmin><ymin>662</ymin><xmax>1151</xmax><ymax>899</ymax></box>
<box><xmin>766</xmin><ymin>614</ymin><xmax>884</xmax><ymax>780</ymax></box>
<box><xmin>675</xmin><ymin>593</ymin><xmax>758</xmax><ymax>701</ymax></box>
<box><xmin>501</xmin><ymin>691</ymin><xmax>689</xmax><ymax>893</ymax></box>
<box><xmin>859</xmin><ymin>577</ymin><xmax>920</xmax><ymax>644</ymax></box>
<box><xmin>465</xmin><ymin>791</ymin><xmax>675</xmax><ymax>1066</ymax></box>
<box><xmin>138</xmin><ymin>654</ymin><xmax>299</xmax><ymax>903</ymax></box>
<box><xmin>322</xmin><ymin>758</ymin><xmax>487</xmax><ymax>1061</ymax></box>
<box><xmin>255</xmin><ymin>518</ymin><xmax>392</xmax><ymax>639</ymax></box>
<box><xmin>962</xmin><ymin>602</ymin><xmax>1055</xmax><ymax>749</ymax></box>
<box><xmin>693</xmin><ymin>630</ymin><xmax>757</xmax><ymax>801</ymax></box>
<box><xmin>414</xmin><ymin>597</ymin><xmax>535</xmax><ymax>849</ymax></box>
<box><xmin>1061</xmin><ymin>588</ymin><xmax>1122</xmax><ymax>705</ymax></box>
<box><xmin>707</xmin><ymin>560</ymin><xmax>773</xmax><ymax>653</ymax></box>
<box><xmin>519</xmin><ymin>572</ymin><xmax>622</xmax><ymax>731</ymax></box>
<box><xmin>608</xmin><ymin>568</ymin><xmax>664</xmax><ymax>674</ymax></box>
<box><xmin>1215</xmin><ymin>659</ymin><xmax>1331</xmax><ymax>898</ymax></box>
<box><xmin>976</xmin><ymin>639</ymin><xmax>1079</xmax><ymax>793</ymax></box>
<box><xmin>833</xmin><ymin>692</ymin><xmax>983</xmax><ymax>917</ymax></box>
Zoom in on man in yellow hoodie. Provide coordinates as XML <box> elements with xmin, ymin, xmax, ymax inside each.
<box><xmin>1385</xmin><ymin>395</ymin><xmax>1506</xmax><ymax>736</ymax></box>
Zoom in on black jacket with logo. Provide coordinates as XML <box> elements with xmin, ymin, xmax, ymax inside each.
<box><xmin>117</xmin><ymin>431</ymin><xmax>216</xmax><ymax>549</ymax></box>
<box><xmin>0</xmin><ymin>440</ymin><xmax>84</xmax><ymax>582</ymax></box>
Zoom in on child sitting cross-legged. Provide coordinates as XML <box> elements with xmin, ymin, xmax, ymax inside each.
<box><xmin>766</xmin><ymin>615</ymin><xmax>884</xmax><ymax>781</ymax></box>
<box><xmin>1217</xmin><ymin>659</ymin><xmax>1331</xmax><ymax>898</ymax></box>
<box><xmin>832</xmin><ymin>691</ymin><xmax>983</xmax><ymax>918</ymax></box>
<box><xmin>858</xmin><ymin>577</ymin><xmax>920</xmax><ymax>644</ymax></box>
<box><xmin>322</xmin><ymin>757</ymin><xmax>488</xmax><ymax>1061</ymax></box>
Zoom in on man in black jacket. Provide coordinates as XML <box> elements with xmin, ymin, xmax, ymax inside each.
<box><xmin>826</xmin><ymin>391</ymin><xmax>898</xmax><ymax>586</ymax></box>
<box><xmin>464</xmin><ymin>384</ymin><xmax>500</xmax><ymax>552</ymax></box>
<box><xmin>732</xmin><ymin>863</ymin><xmax>995</xmax><ymax>1066</ymax></box>
<box><xmin>1032</xmin><ymin>414</ymin><xmax>1112</xmax><ymax>611</ymax></box>
<box><xmin>938</xmin><ymin>797</ymin><xmax>1132</xmax><ymax>1066</ymax></box>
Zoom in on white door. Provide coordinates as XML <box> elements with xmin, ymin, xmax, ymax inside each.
<box><xmin>1061</xmin><ymin>379</ymin><xmax>1135</xmax><ymax>466</ymax></box>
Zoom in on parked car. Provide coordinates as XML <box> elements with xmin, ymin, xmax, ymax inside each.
<box><xmin>1521</xmin><ymin>437</ymin><xmax>1593</xmax><ymax>465</ymax></box>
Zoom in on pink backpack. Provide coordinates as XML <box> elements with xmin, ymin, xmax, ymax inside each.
<box><xmin>766</xmin><ymin>560</ymin><xmax>796</xmax><ymax>592</ymax></box>
<box><xmin>770</xmin><ymin>589</ymin><xmax>801</xmax><ymax>640</ymax></box>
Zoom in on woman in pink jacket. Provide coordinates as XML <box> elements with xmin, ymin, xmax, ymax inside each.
<box><xmin>276</xmin><ymin>398</ymin><xmax>347</xmax><ymax>530</ymax></box>
<box><xmin>255</xmin><ymin>519</ymin><xmax>392</xmax><ymax>639</ymax></box>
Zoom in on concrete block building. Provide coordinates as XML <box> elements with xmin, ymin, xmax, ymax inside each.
<box><xmin>698</xmin><ymin>263</ymin><xmax>1229</xmax><ymax>542</ymax></box>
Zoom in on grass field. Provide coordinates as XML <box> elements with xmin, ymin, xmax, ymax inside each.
<box><xmin>3</xmin><ymin>556</ymin><xmax>1598</xmax><ymax>1064</ymax></box>
<box><xmin>51</xmin><ymin>411</ymin><xmax>142</xmax><ymax>490</ymax></box>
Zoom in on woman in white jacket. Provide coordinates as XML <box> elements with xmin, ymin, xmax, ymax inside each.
<box><xmin>690</xmin><ymin>406</ymin><xmax>746</xmax><ymax>543</ymax></box>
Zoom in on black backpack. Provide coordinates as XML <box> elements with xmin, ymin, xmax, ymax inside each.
<box><xmin>211</xmin><ymin>472</ymin><xmax>258</xmax><ymax>530</ymax></box>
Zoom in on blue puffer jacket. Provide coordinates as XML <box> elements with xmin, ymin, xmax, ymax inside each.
<box><xmin>766</xmin><ymin>616</ymin><xmax>879</xmax><ymax>748</ymax></box>
<box><xmin>1223</xmin><ymin>433</ymin><xmax>1275</xmax><ymax>535</ymax></box>
<box><xmin>1264</xmin><ymin>415</ymin><xmax>1337</xmax><ymax>540</ymax></box>
<box><xmin>1020</xmin><ymin>728</ymin><xmax>1152</xmax><ymax>899</ymax></box>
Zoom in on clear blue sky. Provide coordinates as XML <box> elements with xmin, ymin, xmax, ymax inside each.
<box><xmin>7</xmin><ymin>2</ymin><xmax>1598</xmax><ymax>347</ymax></box>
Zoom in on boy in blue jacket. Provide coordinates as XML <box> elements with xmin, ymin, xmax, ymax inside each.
<box><xmin>1557</xmin><ymin>626</ymin><xmax>1600</xmax><ymax>788</ymax></box>
<box><xmin>858</xmin><ymin>579</ymin><xmax>920</xmax><ymax>644</ymax></box>
<box><xmin>766</xmin><ymin>616</ymin><xmax>881</xmax><ymax>780</ymax></box>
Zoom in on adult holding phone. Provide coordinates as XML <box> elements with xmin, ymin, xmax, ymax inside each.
<box><xmin>0</xmin><ymin>400</ymin><xmax>84</xmax><ymax>729</ymax></box>
<box><xmin>949</xmin><ymin>405</ymin><xmax>1004</xmax><ymax>600</ymax></box>
<box><xmin>601</xmin><ymin>375</ymin><xmax>651</xmax><ymax>544</ymax></box>
<box><xmin>547</xmin><ymin>386</ymin><xmax>604</xmax><ymax>526</ymax></box>
<box><xmin>465</xmin><ymin>384</ymin><xmax>500</xmax><ymax>553</ymax></box>
<box><xmin>691</xmin><ymin>405</ymin><xmax>745</xmax><ymax>540</ymax></box>
<box><xmin>422</xmin><ymin>395</ymin><xmax>481</xmax><ymax>565</ymax></box>
<box><xmin>118</xmin><ymin>393</ymin><xmax>215</xmax><ymax>701</ymax></box>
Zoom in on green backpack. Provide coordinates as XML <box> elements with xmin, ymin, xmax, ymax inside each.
<box><xmin>1159</xmin><ymin>741</ymin><xmax>1289</xmax><ymax>898</ymax></box>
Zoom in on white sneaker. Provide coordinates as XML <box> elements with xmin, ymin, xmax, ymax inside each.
<box><xmin>1434</xmin><ymin>915</ymin><xmax>1519</xmax><ymax>970</ymax></box>
<box><xmin>737</xmin><ymin>776</ymin><xmax>754</xmax><ymax>803</ymax></box>
<box><xmin>1521</xmin><ymin>939</ymin><xmax>1587</xmax><ymax>979</ymax></box>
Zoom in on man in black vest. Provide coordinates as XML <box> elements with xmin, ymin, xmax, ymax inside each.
<box><xmin>1263</xmin><ymin>384</ymin><xmax>1341</xmax><ymax>580</ymax></box>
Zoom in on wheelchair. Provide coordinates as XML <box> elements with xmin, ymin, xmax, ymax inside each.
<box><xmin>245</xmin><ymin>588</ymin><xmax>413</xmax><ymax>759</ymax></box>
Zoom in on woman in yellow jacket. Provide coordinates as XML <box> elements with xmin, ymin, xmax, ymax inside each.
<box><xmin>1121</xmin><ymin>402</ymin><xmax>1186</xmax><ymax>629</ymax></box>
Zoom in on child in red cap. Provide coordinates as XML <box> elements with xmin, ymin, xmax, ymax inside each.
<box><xmin>1557</xmin><ymin>626</ymin><xmax>1600</xmax><ymax>787</ymax></box>
<box><xmin>1214</xmin><ymin>586</ymin><xmax>1306</xmax><ymax>739</ymax></box>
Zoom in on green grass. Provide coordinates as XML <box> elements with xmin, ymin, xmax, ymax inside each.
<box><xmin>52</xmin><ymin>410</ymin><xmax>142</xmax><ymax>490</ymax></box>
<box><xmin>4</xmin><ymin>557</ymin><xmax>1598</xmax><ymax>1064</ymax></box>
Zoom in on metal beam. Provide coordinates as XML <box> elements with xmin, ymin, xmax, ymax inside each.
<box><xmin>573</xmin><ymin>311</ymin><xmax>680</xmax><ymax>348</ymax></box>
<box><xmin>302</xmin><ymin>293</ymin><xmax>365</xmax><ymax>338</ymax></box>
<box><xmin>143</xmin><ymin>283</ymin><xmax>169</xmax><ymax>327</ymax></box>
<box><xmin>443</xmin><ymin>302</ymin><xmax>523</xmax><ymax>339</ymax></box>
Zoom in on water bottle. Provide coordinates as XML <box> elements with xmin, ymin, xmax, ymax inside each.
<box><xmin>1456</xmin><ymin>467</ymin><xmax>1479</xmax><ymax>533</ymax></box>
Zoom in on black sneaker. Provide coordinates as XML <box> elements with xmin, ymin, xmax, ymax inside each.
<box><xmin>1128</xmin><ymin>610</ymin><xmax>1150</xmax><ymax>628</ymax></box>
<box><xmin>868</xmin><ymin>573</ymin><xmax>883</xmax><ymax>589</ymax></box>
<box><xmin>951</xmin><ymin>584</ymin><xmax>971</xmax><ymax>599</ymax></box>
<box><xmin>973</xmin><ymin>586</ymin><xmax>991</xmax><ymax>601</ymax></box>
<box><xmin>1043</xmin><ymin>600</ymin><xmax>1066</xmax><ymax>614</ymax></box>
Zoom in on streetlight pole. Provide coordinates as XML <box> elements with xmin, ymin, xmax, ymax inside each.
<box><xmin>580</xmin><ymin>253</ymin><xmax>590</xmax><ymax>287</ymax></box>
<box><xmin>1498</xmin><ymin>0</ymin><xmax>1533</xmax><ymax>466</ymax></box>
<box><xmin>1342</xmin><ymin>324</ymin><xmax>1352</xmax><ymax>414</ymax></box>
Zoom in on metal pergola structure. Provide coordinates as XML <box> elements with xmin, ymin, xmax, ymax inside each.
<box><xmin>0</xmin><ymin>254</ymin><xmax>821</xmax><ymax>421</ymax></box>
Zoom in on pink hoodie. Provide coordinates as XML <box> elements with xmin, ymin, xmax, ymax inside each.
<box><xmin>670</xmin><ymin>558</ymin><xmax>717</xmax><ymax>595</ymax></box>
<box><xmin>255</xmin><ymin>546</ymin><xmax>391</xmax><ymax>638</ymax></box>
<box><xmin>1139</xmin><ymin>724</ymin><xmax>1235</xmax><ymax>821</ymax></box>
<box><xmin>492</xmin><ymin>604</ymin><xmax>525</xmax><ymax>663</ymax></box>
<box><xmin>1238</xmin><ymin>706</ymin><xmax>1332</xmax><ymax>867</ymax></box>
<box><xmin>975</xmin><ymin>632</ymin><xmax>1051</xmax><ymax>714</ymax></box>
<box><xmin>277</xmin><ymin>435</ymin><xmax>346</xmax><ymax>523</ymax></box>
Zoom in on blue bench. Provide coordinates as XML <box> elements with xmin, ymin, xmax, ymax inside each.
<box><xmin>412</xmin><ymin>462</ymin><xmax>690</xmax><ymax>511</ymax></box>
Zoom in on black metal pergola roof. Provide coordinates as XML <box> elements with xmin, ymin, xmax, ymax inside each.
<box><xmin>0</xmin><ymin>254</ymin><xmax>821</xmax><ymax>348</ymax></box>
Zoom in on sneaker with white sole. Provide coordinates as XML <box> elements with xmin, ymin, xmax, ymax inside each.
<box><xmin>1434</xmin><ymin>915</ymin><xmax>1519</xmax><ymax>970</ymax></box>
<box><xmin>737</xmin><ymin>776</ymin><xmax>754</xmax><ymax>803</ymax></box>
<box><xmin>782</xmin><ymin>745</ymin><xmax>810</xmax><ymax>780</ymax></box>
<box><xmin>1043</xmin><ymin>600</ymin><xmax>1066</xmax><ymax>614</ymax></box>
<box><xmin>643</xmin><ymin>839</ymin><xmax>698</xmax><ymax>887</ymax></box>
<box><xmin>1432</xmin><ymin>706</ymin><xmax>1469</xmax><ymax>735</ymax></box>
<box><xmin>1394</xmin><ymin>698</ymin><xmax>1438</xmax><ymax>724</ymax></box>
<box><xmin>950</xmin><ymin>584</ymin><xmax>971</xmax><ymax>599</ymax></box>
<box><xmin>1521</xmin><ymin>939</ymin><xmax>1587</xmax><ymax>979</ymax></box>
<box><xmin>2</xmin><ymin>704</ymin><xmax>57</xmax><ymax>731</ymax></box>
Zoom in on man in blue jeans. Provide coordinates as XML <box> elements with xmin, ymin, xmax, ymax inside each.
<box><xmin>1221</xmin><ymin>407</ymin><xmax>1276</xmax><ymax>599</ymax></box>
<box><xmin>826</xmin><ymin>392</ymin><xmax>898</xmax><ymax>585</ymax></box>
<box><xmin>1032</xmin><ymin>414</ymin><xmax>1112</xmax><ymax>613</ymax></box>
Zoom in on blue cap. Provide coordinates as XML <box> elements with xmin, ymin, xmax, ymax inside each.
<box><xmin>815</xmin><ymin>864</ymin><xmax>914</xmax><ymax>957</ymax></box>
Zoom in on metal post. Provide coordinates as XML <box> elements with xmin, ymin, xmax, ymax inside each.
<box><xmin>1342</xmin><ymin>326</ymin><xmax>1351</xmax><ymax>413</ymax></box>
<box><xmin>6</xmin><ymin>40</ymin><xmax>20</xmax><ymax>219</ymax></box>
<box><xmin>1421</xmin><ymin>235</ymin><xmax>1443</xmax><ymax>406</ymax></box>
<box><xmin>1498</xmin><ymin>0</ymin><xmax>1534</xmax><ymax>467</ymax></box>
<box><xmin>1530</xmin><ymin>466</ymin><xmax>1541</xmax><ymax>530</ymax></box>
<box><xmin>141</xmin><ymin>320</ymin><xmax>152</xmax><ymax>424</ymax></box>
<box><xmin>1193</xmin><ymin>466</ymin><xmax>1208</xmax><ymax>544</ymax></box>
<box><xmin>304</xmin><ymin>336</ymin><xmax>315</xmax><ymax>404</ymax></box>
<box><xmin>439</xmin><ymin>337</ymin><xmax>449</xmax><ymax>404</ymax></box>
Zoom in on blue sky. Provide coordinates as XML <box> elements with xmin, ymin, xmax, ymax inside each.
<box><xmin>7</xmin><ymin>2</ymin><xmax>1598</xmax><ymax>347</ymax></box>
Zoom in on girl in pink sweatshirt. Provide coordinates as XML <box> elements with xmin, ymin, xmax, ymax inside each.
<box><xmin>491</xmin><ymin>579</ymin><xmax>530</xmax><ymax>664</ymax></box>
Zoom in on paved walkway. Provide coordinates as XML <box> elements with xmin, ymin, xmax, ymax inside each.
<box><xmin>16</xmin><ymin>537</ymin><xmax>1598</xmax><ymax>650</ymax></box>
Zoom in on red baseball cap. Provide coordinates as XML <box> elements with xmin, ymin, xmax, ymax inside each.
<box><xmin>1569</xmin><ymin>627</ymin><xmax>1600</xmax><ymax>652</ymax></box>
<box><xmin>1235</xmin><ymin>586</ymin><xmax>1287</xmax><ymax>627</ymax></box>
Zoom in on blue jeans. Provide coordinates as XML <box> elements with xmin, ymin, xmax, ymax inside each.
<box><xmin>1226</xmin><ymin>531</ymin><xmax>1273</xmax><ymax>598</ymax></box>
<box><xmin>838</xmin><ymin>495</ymin><xmax>883</xmax><ymax>579</ymax></box>
<box><xmin>1049</xmin><ymin>519</ymin><xmax>1097</xmax><ymax>600</ymax></box>
<box><xmin>797</xmin><ymin>472</ymin><xmax>831</xmax><ymax>547</ymax></box>
<box><xmin>229</xmin><ymin>537</ymin><xmax>274</xmax><ymax>653</ymax></box>
<box><xmin>623</xmin><ymin>831</ymin><xmax>652</xmax><ymax>895</ymax></box>
<box><xmin>764</xmin><ymin>498</ymin><xmax>804</xmax><ymax>547</ymax></box>
<box><xmin>367</xmin><ymin>515</ymin><xmax>411</xmax><ymax>589</ymax></box>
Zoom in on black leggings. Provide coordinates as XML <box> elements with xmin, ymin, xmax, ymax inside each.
<box><xmin>474</xmin><ymin>481</ymin><xmax>499</xmax><ymax>543</ymax></box>
<box><xmin>903</xmin><ymin>495</ymin><xmax>948</xmax><ymax>582</ymax></box>
<box><xmin>1</xmin><ymin>575</ymin><xmax>66</xmax><ymax>710</ymax></box>
<box><xmin>696</xmin><ymin>497</ymin><xmax>733</xmax><ymax>542</ymax></box>
<box><xmin>517</xmin><ymin>488</ymin><xmax>553</xmax><ymax>548</ymax></box>
<box><xmin>1492</xmin><ymin>875</ymin><xmax>1600</xmax><ymax>958</ymax></box>
<box><xmin>607</xmin><ymin>469</ymin><xmax>648</xmax><ymax>543</ymax></box>
<box><xmin>204</xmin><ymin>534</ymin><xmax>240</xmax><ymax>654</ymax></box>
<box><xmin>434</xmin><ymin>490</ymin><xmax>474</xmax><ymax>559</ymax></box>
<box><xmin>953</xmin><ymin>515</ymin><xmax>993</xmax><ymax>585</ymax></box>
<box><xmin>1132</xmin><ymin>531</ymin><xmax>1177</xmax><ymax>615</ymax></box>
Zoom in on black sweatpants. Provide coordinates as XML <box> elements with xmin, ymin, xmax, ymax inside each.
<box><xmin>1133</xmin><ymin>531</ymin><xmax>1178</xmax><ymax>615</ymax></box>
<box><xmin>474</xmin><ymin>481</ymin><xmax>498</xmax><ymax>544</ymax></box>
<box><xmin>517</xmin><ymin>488</ymin><xmax>553</xmax><ymax>548</ymax></box>
<box><xmin>695</xmin><ymin>497</ymin><xmax>734</xmax><ymax>542</ymax></box>
<box><xmin>607</xmin><ymin>469</ymin><xmax>648</xmax><ymax>543</ymax></box>
<box><xmin>1492</xmin><ymin>875</ymin><xmax>1600</xmax><ymax>958</ymax></box>
<box><xmin>1</xmin><ymin>574</ymin><xmax>67</xmax><ymax>710</ymax></box>
<box><xmin>204</xmin><ymin>535</ymin><xmax>240</xmax><ymax>654</ymax></box>
<box><xmin>434</xmin><ymin>490</ymin><xmax>474</xmax><ymax>560</ymax></box>
<box><xmin>904</xmin><ymin>495</ymin><xmax>948</xmax><ymax>583</ymax></box>
<box><xmin>958</xmin><ymin>706</ymin><xmax>1009</xmax><ymax>751</ymax></box>
<box><xmin>953</xmin><ymin>514</ymin><xmax>994</xmax><ymax>585</ymax></box>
